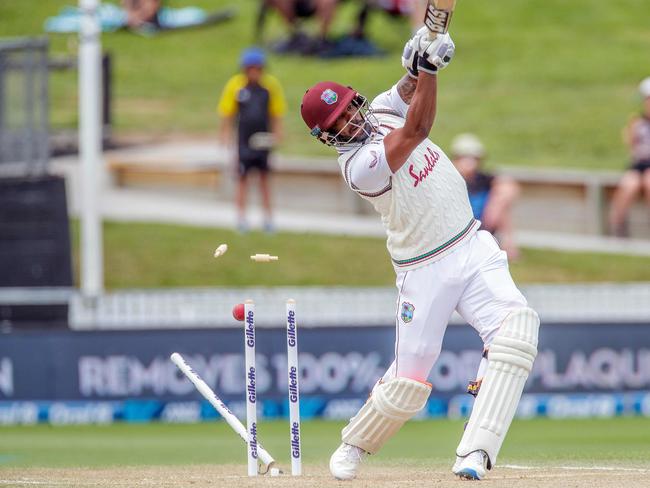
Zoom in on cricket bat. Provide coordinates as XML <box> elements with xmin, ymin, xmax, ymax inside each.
<box><xmin>423</xmin><ymin>0</ymin><xmax>457</xmax><ymax>37</ymax></box>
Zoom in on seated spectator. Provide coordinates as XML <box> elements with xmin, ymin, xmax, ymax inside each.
<box><xmin>264</xmin><ymin>0</ymin><xmax>338</xmax><ymax>54</ymax></box>
<box><xmin>356</xmin><ymin>0</ymin><xmax>427</xmax><ymax>35</ymax></box>
<box><xmin>608</xmin><ymin>77</ymin><xmax>650</xmax><ymax>238</ymax></box>
<box><xmin>261</xmin><ymin>0</ymin><xmax>400</xmax><ymax>56</ymax></box>
<box><xmin>122</xmin><ymin>0</ymin><xmax>161</xmax><ymax>29</ymax></box>
<box><xmin>451</xmin><ymin>134</ymin><xmax>520</xmax><ymax>260</ymax></box>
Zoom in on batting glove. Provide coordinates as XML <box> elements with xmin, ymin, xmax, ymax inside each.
<box><xmin>401</xmin><ymin>38</ymin><xmax>419</xmax><ymax>79</ymax></box>
<box><xmin>414</xmin><ymin>29</ymin><xmax>455</xmax><ymax>75</ymax></box>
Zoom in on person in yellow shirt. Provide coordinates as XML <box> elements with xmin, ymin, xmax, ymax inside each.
<box><xmin>217</xmin><ymin>48</ymin><xmax>287</xmax><ymax>232</ymax></box>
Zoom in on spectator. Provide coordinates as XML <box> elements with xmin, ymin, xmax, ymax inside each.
<box><xmin>264</xmin><ymin>0</ymin><xmax>338</xmax><ymax>54</ymax></box>
<box><xmin>262</xmin><ymin>0</ymin><xmax>416</xmax><ymax>57</ymax></box>
<box><xmin>357</xmin><ymin>0</ymin><xmax>428</xmax><ymax>35</ymax></box>
<box><xmin>608</xmin><ymin>77</ymin><xmax>650</xmax><ymax>238</ymax></box>
<box><xmin>217</xmin><ymin>48</ymin><xmax>287</xmax><ymax>233</ymax></box>
<box><xmin>122</xmin><ymin>0</ymin><xmax>162</xmax><ymax>29</ymax></box>
<box><xmin>451</xmin><ymin>134</ymin><xmax>520</xmax><ymax>260</ymax></box>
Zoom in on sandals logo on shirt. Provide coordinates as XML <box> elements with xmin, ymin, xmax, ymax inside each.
<box><xmin>321</xmin><ymin>89</ymin><xmax>338</xmax><ymax>105</ymax></box>
<box><xmin>401</xmin><ymin>302</ymin><xmax>415</xmax><ymax>324</ymax></box>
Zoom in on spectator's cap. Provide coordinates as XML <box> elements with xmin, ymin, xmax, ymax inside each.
<box><xmin>451</xmin><ymin>133</ymin><xmax>485</xmax><ymax>159</ymax></box>
<box><xmin>639</xmin><ymin>77</ymin><xmax>650</xmax><ymax>98</ymax></box>
<box><xmin>240</xmin><ymin>47</ymin><xmax>266</xmax><ymax>68</ymax></box>
<box><xmin>301</xmin><ymin>81</ymin><xmax>357</xmax><ymax>134</ymax></box>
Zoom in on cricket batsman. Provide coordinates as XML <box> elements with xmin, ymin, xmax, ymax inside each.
<box><xmin>300</xmin><ymin>27</ymin><xmax>539</xmax><ymax>481</ymax></box>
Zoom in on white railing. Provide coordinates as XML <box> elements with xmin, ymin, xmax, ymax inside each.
<box><xmin>1</xmin><ymin>283</ymin><xmax>649</xmax><ymax>330</ymax></box>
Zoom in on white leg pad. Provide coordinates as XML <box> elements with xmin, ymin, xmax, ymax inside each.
<box><xmin>342</xmin><ymin>377</ymin><xmax>431</xmax><ymax>454</ymax></box>
<box><xmin>456</xmin><ymin>307</ymin><xmax>539</xmax><ymax>466</ymax></box>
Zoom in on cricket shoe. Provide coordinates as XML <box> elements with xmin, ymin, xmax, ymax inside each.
<box><xmin>452</xmin><ymin>450</ymin><xmax>488</xmax><ymax>480</ymax></box>
<box><xmin>329</xmin><ymin>443</ymin><xmax>367</xmax><ymax>480</ymax></box>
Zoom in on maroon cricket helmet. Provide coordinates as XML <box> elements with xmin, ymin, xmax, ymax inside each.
<box><xmin>300</xmin><ymin>81</ymin><xmax>357</xmax><ymax>137</ymax></box>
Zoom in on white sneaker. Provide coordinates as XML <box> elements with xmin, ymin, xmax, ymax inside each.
<box><xmin>329</xmin><ymin>443</ymin><xmax>367</xmax><ymax>480</ymax></box>
<box><xmin>452</xmin><ymin>450</ymin><xmax>488</xmax><ymax>480</ymax></box>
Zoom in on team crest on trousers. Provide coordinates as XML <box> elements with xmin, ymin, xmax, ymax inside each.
<box><xmin>401</xmin><ymin>302</ymin><xmax>415</xmax><ymax>323</ymax></box>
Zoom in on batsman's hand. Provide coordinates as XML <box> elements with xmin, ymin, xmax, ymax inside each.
<box><xmin>414</xmin><ymin>27</ymin><xmax>455</xmax><ymax>75</ymax></box>
<box><xmin>401</xmin><ymin>38</ymin><xmax>419</xmax><ymax>79</ymax></box>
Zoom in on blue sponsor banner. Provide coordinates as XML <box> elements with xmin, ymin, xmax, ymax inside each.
<box><xmin>1</xmin><ymin>392</ymin><xmax>650</xmax><ymax>424</ymax></box>
<box><xmin>0</xmin><ymin>323</ymin><xmax>649</xmax><ymax>423</ymax></box>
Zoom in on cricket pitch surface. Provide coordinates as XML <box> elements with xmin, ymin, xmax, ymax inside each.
<box><xmin>2</xmin><ymin>464</ymin><xmax>650</xmax><ymax>488</ymax></box>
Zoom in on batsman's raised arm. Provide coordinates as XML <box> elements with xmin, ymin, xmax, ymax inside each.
<box><xmin>383</xmin><ymin>30</ymin><xmax>455</xmax><ymax>172</ymax></box>
<box><xmin>395</xmin><ymin>75</ymin><xmax>418</xmax><ymax>106</ymax></box>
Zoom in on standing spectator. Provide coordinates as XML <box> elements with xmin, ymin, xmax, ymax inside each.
<box><xmin>451</xmin><ymin>134</ymin><xmax>520</xmax><ymax>260</ymax></box>
<box><xmin>217</xmin><ymin>48</ymin><xmax>287</xmax><ymax>233</ymax></box>
<box><xmin>608</xmin><ymin>77</ymin><xmax>650</xmax><ymax>237</ymax></box>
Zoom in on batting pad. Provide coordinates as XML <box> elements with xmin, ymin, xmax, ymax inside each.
<box><xmin>342</xmin><ymin>377</ymin><xmax>431</xmax><ymax>454</ymax></box>
<box><xmin>456</xmin><ymin>307</ymin><xmax>539</xmax><ymax>466</ymax></box>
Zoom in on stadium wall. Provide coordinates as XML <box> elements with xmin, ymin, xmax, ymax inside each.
<box><xmin>0</xmin><ymin>322</ymin><xmax>649</xmax><ymax>424</ymax></box>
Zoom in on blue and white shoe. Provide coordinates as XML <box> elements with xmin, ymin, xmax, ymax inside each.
<box><xmin>452</xmin><ymin>450</ymin><xmax>488</xmax><ymax>480</ymax></box>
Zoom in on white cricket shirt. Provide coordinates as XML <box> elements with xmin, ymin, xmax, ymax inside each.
<box><xmin>336</xmin><ymin>84</ymin><xmax>478</xmax><ymax>272</ymax></box>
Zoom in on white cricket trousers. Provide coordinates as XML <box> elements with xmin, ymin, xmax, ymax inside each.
<box><xmin>383</xmin><ymin>230</ymin><xmax>527</xmax><ymax>382</ymax></box>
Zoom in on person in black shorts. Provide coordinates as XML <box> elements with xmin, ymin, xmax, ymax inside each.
<box><xmin>265</xmin><ymin>0</ymin><xmax>338</xmax><ymax>54</ymax></box>
<box><xmin>451</xmin><ymin>134</ymin><xmax>520</xmax><ymax>260</ymax></box>
<box><xmin>608</xmin><ymin>77</ymin><xmax>650</xmax><ymax>237</ymax></box>
<box><xmin>217</xmin><ymin>48</ymin><xmax>287</xmax><ymax>232</ymax></box>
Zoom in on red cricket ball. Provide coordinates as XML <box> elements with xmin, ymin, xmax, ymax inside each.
<box><xmin>232</xmin><ymin>303</ymin><xmax>245</xmax><ymax>321</ymax></box>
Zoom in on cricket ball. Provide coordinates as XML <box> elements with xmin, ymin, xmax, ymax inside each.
<box><xmin>232</xmin><ymin>303</ymin><xmax>245</xmax><ymax>321</ymax></box>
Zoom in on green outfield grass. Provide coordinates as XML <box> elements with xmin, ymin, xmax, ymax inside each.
<box><xmin>0</xmin><ymin>418</ymin><xmax>649</xmax><ymax>468</ymax></box>
<box><xmin>70</xmin><ymin>221</ymin><xmax>650</xmax><ymax>288</ymax></box>
<box><xmin>1</xmin><ymin>1</ymin><xmax>649</xmax><ymax>169</ymax></box>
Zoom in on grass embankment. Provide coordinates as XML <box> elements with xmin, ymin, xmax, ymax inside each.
<box><xmin>70</xmin><ymin>221</ymin><xmax>650</xmax><ymax>288</ymax></box>
<box><xmin>1</xmin><ymin>1</ymin><xmax>649</xmax><ymax>169</ymax></box>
